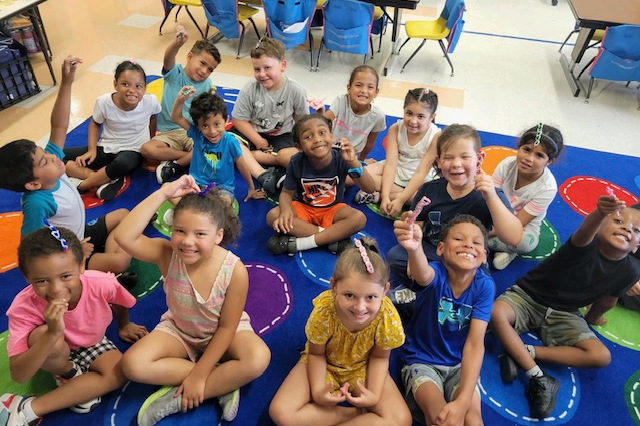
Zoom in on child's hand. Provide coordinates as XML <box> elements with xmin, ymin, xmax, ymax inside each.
<box><xmin>75</xmin><ymin>150</ymin><xmax>96</xmax><ymax>167</ymax></box>
<box><xmin>118</xmin><ymin>322</ymin><xmax>148</xmax><ymax>344</ymax></box>
<box><xmin>312</xmin><ymin>382</ymin><xmax>347</xmax><ymax>406</ymax></box>
<box><xmin>338</xmin><ymin>138</ymin><xmax>357</xmax><ymax>163</ymax></box>
<box><xmin>161</xmin><ymin>175</ymin><xmax>200</xmax><ymax>199</ymax></box>
<box><xmin>178</xmin><ymin>85</ymin><xmax>196</xmax><ymax>101</ymax></box>
<box><xmin>474</xmin><ymin>173</ymin><xmax>496</xmax><ymax>200</ymax></box>
<box><xmin>382</xmin><ymin>198</ymin><xmax>404</xmax><ymax>219</ymax></box>
<box><xmin>176</xmin><ymin>372</ymin><xmax>206</xmax><ymax>411</ymax></box>
<box><xmin>433</xmin><ymin>399</ymin><xmax>468</xmax><ymax>426</ymax></box>
<box><xmin>344</xmin><ymin>381</ymin><xmax>378</xmax><ymax>408</ymax></box>
<box><xmin>61</xmin><ymin>55</ymin><xmax>82</xmax><ymax>83</ymax></box>
<box><xmin>597</xmin><ymin>194</ymin><xmax>625</xmax><ymax>216</ymax></box>
<box><xmin>306</xmin><ymin>97</ymin><xmax>325</xmax><ymax>112</ymax></box>
<box><xmin>273</xmin><ymin>209</ymin><xmax>295</xmax><ymax>234</ymax></box>
<box><xmin>394</xmin><ymin>212</ymin><xmax>422</xmax><ymax>251</ymax></box>
<box><xmin>43</xmin><ymin>298</ymin><xmax>68</xmax><ymax>337</ymax></box>
<box><xmin>80</xmin><ymin>237</ymin><xmax>94</xmax><ymax>264</ymax></box>
<box><xmin>176</xmin><ymin>25</ymin><xmax>188</xmax><ymax>44</ymax></box>
<box><xmin>244</xmin><ymin>188</ymin><xmax>266</xmax><ymax>202</ymax></box>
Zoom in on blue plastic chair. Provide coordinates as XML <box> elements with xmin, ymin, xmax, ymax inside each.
<box><xmin>583</xmin><ymin>25</ymin><xmax>640</xmax><ymax>104</ymax></box>
<box><xmin>262</xmin><ymin>0</ymin><xmax>318</xmax><ymax>70</ymax></box>
<box><xmin>398</xmin><ymin>0</ymin><xmax>466</xmax><ymax>76</ymax></box>
<box><xmin>316</xmin><ymin>0</ymin><xmax>375</xmax><ymax>70</ymax></box>
<box><xmin>202</xmin><ymin>0</ymin><xmax>261</xmax><ymax>58</ymax></box>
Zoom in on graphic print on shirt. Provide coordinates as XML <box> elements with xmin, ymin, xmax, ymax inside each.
<box><xmin>203</xmin><ymin>148</ymin><xmax>221</xmax><ymax>174</ymax></box>
<box><xmin>438</xmin><ymin>297</ymin><xmax>473</xmax><ymax>330</ymax></box>
<box><xmin>301</xmin><ymin>176</ymin><xmax>339</xmax><ymax>207</ymax></box>
<box><xmin>426</xmin><ymin>210</ymin><xmax>443</xmax><ymax>246</ymax></box>
<box><xmin>335</xmin><ymin>119</ymin><xmax>368</xmax><ymax>137</ymax></box>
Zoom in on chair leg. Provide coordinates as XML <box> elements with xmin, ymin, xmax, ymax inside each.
<box><xmin>576</xmin><ymin>56</ymin><xmax>595</xmax><ymax>79</ymax></box>
<box><xmin>309</xmin><ymin>32</ymin><xmax>315</xmax><ymax>71</ymax></box>
<box><xmin>438</xmin><ymin>40</ymin><xmax>454</xmax><ymax>76</ymax></box>
<box><xmin>249</xmin><ymin>17</ymin><xmax>260</xmax><ymax>39</ymax></box>
<box><xmin>174</xmin><ymin>6</ymin><xmax>182</xmax><ymax>22</ymax></box>
<box><xmin>159</xmin><ymin>10</ymin><xmax>172</xmax><ymax>35</ymax></box>
<box><xmin>184</xmin><ymin>6</ymin><xmax>205</xmax><ymax>38</ymax></box>
<box><xmin>237</xmin><ymin>23</ymin><xmax>246</xmax><ymax>59</ymax></box>
<box><xmin>369</xmin><ymin>37</ymin><xmax>374</xmax><ymax>60</ymax></box>
<box><xmin>586</xmin><ymin>77</ymin><xmax>594</xmax><ymax>102</ymax></box>
<box><xmin>316</xmin><ymin>38</ymin><xmax>324</xmax><ymax>71</ymax></box>
<box><xmin>558</xmin><ymin>29</ymin><xmax>578</xmax><ymax>53</ymax></box>
<box><xmin>400</xmin><ymin>39</ymin><xmax>426</xmax><ymax>73</ymax></box>
<box><xmin>397</xmin><ymin>38</ymin><xmax>411</xmax><ymax>55</ymax></box>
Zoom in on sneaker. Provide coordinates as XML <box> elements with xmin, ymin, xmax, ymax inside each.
<box><xmin>54</xmin><ymin>362</ymin><xmax>101</xmax><ymax>414</ymax></box>
<box><xmin>493</xmin><ymin>252</ymin><xmax>517</xmax><ymax>270</ymax></box>
<box><xmin>526</xmin><ymin>374</ymin><xmax>560</xmax><ymax>419</ymax></box>
<box><xmin>0</xmin><ymin>394</ymin><xmax>32</xmax><ymax>426</ymax></box>
<box><xmin>499</xmin><ymin>353</ymin><xmax>518</xmax><ymax>383</ymax></box>
<box><xmin>117</xmin><ymin>272</ymin><xmax>138</xmax><ymax>290</ymax></box>
<box><xmin>163</xmin><ymin>208</ymin><xmax>175</xmax><ymax>227</ymax></box>
<box><xmin>156</xmin><ymin>161</ymin><xmax>180</xmax><ymax>184</ymax></box>
<box><xmin>388</xmin><ymin>285</ymin><xmax>417</xmax><ymax>321</ymax></box>
<box><xmin>137</xmin><ymin>385</ymin><xmax>181</xmax><ymax>426</ymax></box>
<box><xmin>267</xmin><ymin>234</ymin><xmax>297</xmax><ymax>256</ymax></box>
<box><xmin>353</xmin><ymin>190</ymin><xmax>380</xmax><ymax>205</ymax></box>
<box><xmin>218</xmin><ymin>389</ymin><xmax>240</xmax><ymax>422</ymax></box>
<box><xmin>96</xmin><ymin>177</ymin><xmax>125</xmax><ymax>201</ymax></box>
<box><xmin>327</xmin><ymin>238</ymin><xmax>353</xmax><ymax>255</ymax></box>
<box><xmin>257</xmin><ymin>168</ymin><xmax>277</xmax><ymax>194</ymax></box>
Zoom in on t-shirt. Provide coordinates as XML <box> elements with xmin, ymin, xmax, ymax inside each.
<box><xmin>21</xmin><ymin>142</ymin><xmax>85</xmax><ymax>238</ymax></box>
<box><xmin>157</xmin><ymin>64</ymin><xmax>213</xmax><ymax>132</ymax></box>
<box><xmin>394</xmin><ymin>119</ymin><xmax>440</xmax><ymax>183</ymax></box>
<box><xmin>283</xmin><ymin>150</ymin><xmax>350</xmax><ymax>207</ymax></box>
<box><xmin>328</xmin><ymin>94</ymin><xmax>386</xmax><ymax>156</ymax></box>
<box><xmin>402</xmin><ymin>262</ymin><xmax>495</xmax><ymax>367</ymax></box>
<box><xmin>233</xmin><ymin>75</ymin><xmax>308</xmax><ymax>136</ymax></box>
<box><xmin>516</xmin><ymin>237</ymin><xmax>640</xmax><ymax>311</ymax></box>
<box><xmin>492</xmin><ymin>156</ymin><xmax>557</xmax><ymax>232</ymax></box>
<box><xmin>188</xmin><ymin>129</ymin><xmax>242</xmax><ymax>192</ymax></box>
<box><xmin>93</xmin><ymin>93</ymin><xmax>161</xmax><ymax>153</ymax></box>
<box><xmin>413</xmin><ymin>178</ymin><xmax>512</xmax><ymax>260</ymax></box>
<box><xmin>6</xmin><ymin>270</ymin><xmax>136</xmax><ymax>356</ymax></box>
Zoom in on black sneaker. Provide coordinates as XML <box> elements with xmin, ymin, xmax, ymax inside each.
<box><xmin>327</xmin><ymin>238</ymin><xmax>353</xmax><ymax>255</ymax></box>
<box><xmin>117</xmin><ymin>272</ymin><xmax>138</xmax><ymax>290</ymax></box>
<box><xmin>156</xmin><ymin>160</ymin><xmax>180</xmax><ymax>184</ymax></box>
<box><xmin>268</xmin><ymin>235</ymin><xmax>297</xmax><ymax>256</ymax></box>
<box><xmin>526</xmin><ymin>374</ymin><xmax>560</xmax><ymax>419</ymax></box>
<box><xmin>96</xmin><ymin>177</ymin><xmax>125</xmax><ymax>201</ymax></box>
<box><xmin>388</xmin><ymin>285</ymin><xmax>417</xmax><ymax>321</ymax></box>
<box><xmin>499</xmin><ymin>353</ymin><xmax>518</xmax><ymax>383</ymax></box>
<box><xmin>257</xmin><ymin>168</ymin><xmax>277</xmax><ymax>194</ymax></box>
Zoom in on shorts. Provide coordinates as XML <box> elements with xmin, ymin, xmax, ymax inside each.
<box><xmin>291</xmin><ymin>201</ymin><xmax>348</xmax><ymax>229</ymax></box>
<box><xmin>228</xmin><ymin>127</ymin><xmax>294</xmax><ymax>152</ymax></box>
<box><xmin>153</xmin><ymin>128</ymin><xmax>194</xmax><ymax>152</ymax></box>
<box><xmin>297</xmin><ymin>355</ymin><xmax>366</xmax><ymax>393</ymax></box>
<box><xmin>84</xmin><ymin>215</ymin><xmax>108</xmax><ymax>267</ymax></box>
<box><xmin>69</xmin><ymin>336</ymin><xmax>118</xmax><ymax>372</ymax></box>
<box><xmin>196</xmin><ymin>181</ymin><xmax>234</xmax><ymax>202</ymax></box>
<box><xmin>497</xmin><ymin>285</ymin><xmax>598</xmax><ymax>347</ymax></box>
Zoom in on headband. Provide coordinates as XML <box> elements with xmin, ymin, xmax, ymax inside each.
<box><xmin>353</xmin><ymin>239</ymin><xmax>374</xmax><ymax>274</ymax></box>
<box><xmin>43</xmin><ymin>218</ymin><xmax>68</xmax><ymax>253</ymax></box>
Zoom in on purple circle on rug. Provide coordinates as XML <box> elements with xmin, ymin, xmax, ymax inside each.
<box><xmin>245</xmin><ymin>263</ymin><xmax>293</xmax><ymax>335</ymax></box>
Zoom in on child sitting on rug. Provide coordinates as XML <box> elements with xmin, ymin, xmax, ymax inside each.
<box><xmin>394</xmin><ymin>214</ymin><xmax>494</xmax><ymax>426</ymax></box>
<box><xmin>269</xmin><ymin>238</ymin><xmax>412</xmax><ymax>426</ymax></box>
<box><xmin>0</xmin><ymin>57</ymin><xmax>145</xmax><ymax>342</ymax></box>
<box><xmin>489</xmin><ymin>123</ymin><xmax>564</xmax><ymax>270</ymax></box>
<box><xmin>490</xmin><ymin>196</ymin><xmax>640</xmax><ymax>419</ymax></box>
<box><xmin>63</xmin><ymin>60</ymin><xmax>161</xmax><ymax>200</ymax></box>
<box><xmin>0</xmin><ymin>225</ymin><xmax>138</xmax><ymax>424</ymax></box>
<box><xmin>619</xmin><ymin>202</ymin><xmax>640</xmax><ymax>310</ymax></box>
<box><xmin>139</xmin><ymin>25</ymin><xmax>221</xmax><ymax>184</ymax></box>
<box><xmin>113</xmin><ymin>175</ymin><xmax>270</xmax><ymax>426</ymax></box>
<box><xmin>266</xmin><ymin>114</ymin><xmax>376</xmax><ymax>256</ymax></box>
<box><xmin>354</xmin><ymin>88</ymin><xmax>440</xmax><ymax>219</ymax></box>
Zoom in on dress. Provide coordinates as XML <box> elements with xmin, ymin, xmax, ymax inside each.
<box><xmin>157</xmin><ymin>64</ymin><xmax>213</xmax><ymax>131</ymax></box>
<box><xmin>328</xmin><ymin>94</ymin><xmax>386</xmax><ymax>156</ymax></box>
<box><xmin>188</xmin><ymin>129</ymin><xmax>242</xmax><ymax>192</ymax></box>
<box><xmin>393</xmin><ymin>119</ymin><xmax>440</xmax><ymax>185</ymax></box>
<box><xmin>233</xmin><ymin>75</ymin><xmax>308</xmax><ymax>136</ymax></box>
<box><xmin>402</xmin><ymin>262</ymin><xmax>494</xmax><ymax>367</ymax></box>
<box><xmin>21</xmin><ymin>142</ymin><xmax>85</xmax><ymax>238</ymax></box>
<box><xmin>6</xmin><ymin>271</ymin><xmax>136</xmax><ymax>356</ymax></box>
<box><xmin>300</xmin><ymin>290</ymin><xmax>405</xmax><ymax>391</ymax></box>
<box><xmin>155</xmin><ymin>251</ymin><xmax>252</xmax><ymax>361</ymax></box>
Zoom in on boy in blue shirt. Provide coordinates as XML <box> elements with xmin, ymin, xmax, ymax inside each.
<box><xmin>394</xmin><ymin>214</ymin><xmax>494</xmax><ymax>426</ymax></box>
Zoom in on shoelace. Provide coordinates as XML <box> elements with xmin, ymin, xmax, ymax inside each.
<box><xmin>526</xmin><ymin>377</ymin><xmax>547</xmax><ymax>400</ymax></box>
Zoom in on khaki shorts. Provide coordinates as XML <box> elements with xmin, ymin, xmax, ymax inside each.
<box><xmin>152</xmin><ymin>128</ymin><xmax>194</xmax><ymax>152</ymax></box>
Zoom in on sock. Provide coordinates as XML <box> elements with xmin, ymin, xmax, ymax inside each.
<box><xmin>20</xmin><ymin>398</ymin><xmax>39</xmax><ymax>424</ymax></box>
<box><xmin>525</xmin><ymin>365</ymin><xmax>543</xmax><ymax>378</ymax></box>
<box><xmin>525</xmin><ymin>344</ymin><xmax>536</xmax><ymax>359</ymax></box>
<box><xmin>295</xmin><ymin>236</ymin><xmax>318</xmax><ymax>251</ymax></box>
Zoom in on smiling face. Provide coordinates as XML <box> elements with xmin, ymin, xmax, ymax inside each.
<box><xmin>436</xmin><ymin>137</ymin><xmax>482</xmax><ymax>190</ymax></box>
<box><xmin>403</xmin><ymin>101</ymin><xmax>434</xmax><ymax>136</ymax></box>
<box><xmin>295</xmin><ymin>117</ymin><xmax>334</xmax><ymax>164</ymax></box>
<box><xmin>437</xmin><ymin>222</ymin><xmax>487</xmax><ymax>272</ymax></box>
<box><xmin>196</xmin><ymin>113</ymin><xmax>226</xmax><ymax>145</ymax></box>
<box><xmin>597</xmin><ymin>208</ymin><xmax>640</xmax><ymax>259</ymax></box>
<box><xmin>251</xmin><ymin>55</ymin><xmax>286</xmax><ymax>91</ymax></box>
<box><xmin>516</xmin><ymin>142</ymin><xmax>551</xmax><ymax>182</ymax></box>
<box><xmin>331</xmin><ymin>275</ymin><xmax>389</xmax><ymax>332</ymax></box>
<box><xmin>346</xmin><ymin>70</ymin><xmax>379</xmax><ymax>112</ymax></box>
<box><xmin>185</xmin><ymin>51</ymin><xmax>219</xmax><ymax>82</ymax></box>
<box><xmin>26</xmin><ymin>252</ymin><xmax>83</xmax><ymax>308</ymax></box>
<box><xmin>28</xmin><ymin>146</ymin><xmax>66</xmax><ymax>190</ymax></box>
<box><xmin>112</xmin><ymin>70</ymin><xmax>146</xmax><ymax>111</ymax></box>
<box><xmin>170</xmin><ymin>208</ymin><xmax>224</xmax><ymax>265</ymax></box>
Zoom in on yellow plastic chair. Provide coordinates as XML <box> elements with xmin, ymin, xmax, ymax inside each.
<box><xmin>202</xmin><ymin>0</ymin><xmax>261</xmax><ymax>58</ymax></box>
<box><xmin>159</xmin><ymin>0</ymin><xmax>205</xmax><ymax>38</ymax></box>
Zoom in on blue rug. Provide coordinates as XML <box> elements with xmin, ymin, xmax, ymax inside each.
<box><xmin>1</xmin><ymin>86</ymin><xmax>639</xmax><ymax>426</ymax></box>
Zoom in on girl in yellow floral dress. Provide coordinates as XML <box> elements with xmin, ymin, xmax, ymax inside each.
<box><xmin>269</xmin><ymin>238</ymin><xmax>412</xmax><ymax>426</ymax></box>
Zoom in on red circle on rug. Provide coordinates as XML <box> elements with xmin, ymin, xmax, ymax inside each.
<box><xmin>559</xmin><ymin>177</ymin><xmax>639</xmax><ymax>216</ymax></box>
<box><xmin>481</xmin><ymin>146</ymin><xmax>517</xmax><ymax>176</ymax></box>
<box><xmin>0</xmin><ymin>212</ymin><xmax>22</xmax><ymax>272</ymax></box>
<box><xmin>81</xmin><ymin>176</ymin><xmax>131</xmax><ymax>209</ymax></box>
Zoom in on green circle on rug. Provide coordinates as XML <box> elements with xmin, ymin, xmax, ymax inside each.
<box><xmin>625</xmin><ymin>369</ymin><xmax>640</xmax><ymax>425</ymax></box>
<box><xmin>0</xmin><ymin>330</ymin><xmax>55</xmax><ymax>397</ymax></box>
<box><xmin>579</xmin><ymin>305</ymin><xmax>640</xmax><ymax>351</ymax></box>
<box><xmin>519</xmin><ymin>219</ymin><xmax>561</xmax><ymax>261</ymax></box>
<box><xmin>152</xmin><ymin>199</ymin><xmax>239</xmax><ymax>238</ymax></box>
<box><xmin>126</xmin><ymin>258</ymin><xmax>163</xmax><ymax>300</ymax></box>
<box><xmin>366</xmin><ymin>202</ymin><xmax>406</xmax><ymax>220</ymax></box>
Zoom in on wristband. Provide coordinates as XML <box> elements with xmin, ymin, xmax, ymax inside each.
<box><xmin>348</xmin><ymin>166</ymin><xmax>363</xmax><ymax>179</ymax></box>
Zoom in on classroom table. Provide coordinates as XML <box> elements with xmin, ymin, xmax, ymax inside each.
<box><xmin>0</xmin><ymin>0</ymin><xmax>55</xmax><ymax>85</ymax></box>
<box><xmin>559</xmin><ymin>0</ymin><xmax>640</xmax><ymax>96</ymax></box>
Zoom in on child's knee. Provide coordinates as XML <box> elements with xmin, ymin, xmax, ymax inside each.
<box><xmin>266</xmin><ymin>208</ymin><xmax>280</xmax><ymax>225</ymax></box>
<box><xmin>245</xmin><ymin>343</ymin><xmax>271</xmax><ymax>377</ymax></box>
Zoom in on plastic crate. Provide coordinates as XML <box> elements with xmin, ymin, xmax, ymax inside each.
<box><xmin>0</xmin><ymin>55</ymin><xmax>40</xmax><ymax>110</ymax></box>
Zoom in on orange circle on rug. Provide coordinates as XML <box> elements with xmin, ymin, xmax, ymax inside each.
<box><xmin>82</xmin><ymin>176</ymin><xmax>131</xmax><ymax>210</ymax></box>
<box><xmin>0</xmin><ymin>212</ymin><xmax>22</xmax><ymax>273</ymax></box>
<box><xmin>560</xmin><ymin>177</ymin><xmax>639</xmax><ymax>216</ymax></box>
<box><xmin>481</xmin><ymin>146</ymin><xmax>517</xmax><ymax>175</ymax></box>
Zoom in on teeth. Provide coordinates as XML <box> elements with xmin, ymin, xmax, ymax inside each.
<box><xmin>458</xmin><ymin>252</ymin><xmax>475</xmax><ymax>259</ymax></box>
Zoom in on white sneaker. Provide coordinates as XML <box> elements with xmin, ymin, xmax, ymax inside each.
<box><xmin>54</xmin><ymin>361</ymin><xmax>101</xmax><ymax>414</ymax></box>
<box><xmin>219</xmin><ymin>389</ymin><xmax>240</xmax><ymax>422</ymax></box>
<box><xmin>163</xmin><ymin>208</ymin><xmax>175</xmax><ymax>227</ymax></box>
<box><xmin>493</xmin><ymin>252</ymin><xmax>517</xmax><ymax>270</ymax></box>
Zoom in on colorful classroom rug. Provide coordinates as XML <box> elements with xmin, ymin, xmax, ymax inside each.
<box><xmin>0</xmin><ymin>86</ymin><xmax>639</xmax><ymax>426</ymax></box>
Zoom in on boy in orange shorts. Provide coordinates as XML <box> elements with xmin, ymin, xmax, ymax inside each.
<box><xmin>266</xmin><ymin>115</ymin><xmax>375</xmax><ymax>256</ymax></box>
